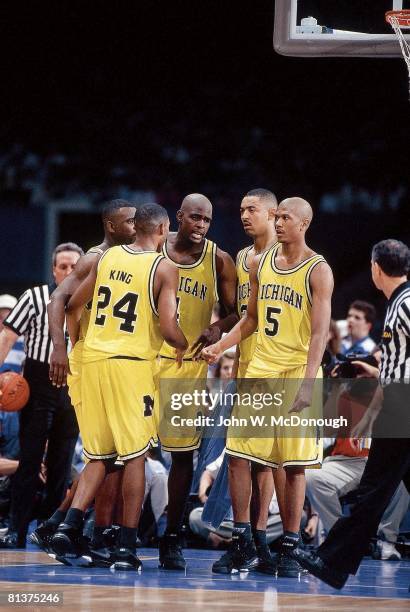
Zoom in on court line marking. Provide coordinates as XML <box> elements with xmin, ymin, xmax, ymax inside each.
<box><xmin>0</xmin><ymin>577</ymin><xmax>408</xmax><ymax>602</ymax></box>
<box><xmin>1</xmin><ymin>551</ymin><xmax>409</xmax><ymax>599</ymax></box>
<box><xmin>3</xmin><ymin>566</ymin><xmax>408</xmax><ymax>593</ymax></box>
<box><xmin>6</xmin><ymin>549</ymin><xmax>409</xmax><ymax>567</ymax></box>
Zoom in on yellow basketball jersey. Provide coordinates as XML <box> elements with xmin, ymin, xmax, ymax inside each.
<box><xmin>78</xmin><ymin>246</ymin><xmax>105</xmax><ymax>342</ymax></box>
<box><xmin>83</xmin><ymin>245</ymin><xmax>165</xmax><ymax>363</ymax></box>
<box><xmin>160</xmin><ymin>238</ymin><xmax>218</xmax><ymax>359</ymax></box>
<box><xmin>254</xmin><ymin>243</ymin><xmax>326</xmax><ymax>370</ymax></box>
<box><xmin>236</xmin><ymin>246</ymin><xmax>257</xmax><ymax>367</ymax></box>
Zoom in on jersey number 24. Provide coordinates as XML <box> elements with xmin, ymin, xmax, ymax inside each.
<box><xmin>95</xmin><ymin>286</ymin><xmax>138</xmax><ymax>333</ymax></box>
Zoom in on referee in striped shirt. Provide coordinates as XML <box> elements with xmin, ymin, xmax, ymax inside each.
<box><xmin>295</xmin><ymin>239</ymin><xmax>410</xmax><ymax>588</ymax></box>
<box><xmin>0</xmin><ymin>242</ymin><xmax>83</xmax><ymax>548</ymax></box>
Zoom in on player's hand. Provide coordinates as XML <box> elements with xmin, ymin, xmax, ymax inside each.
<box><xmin>351</xmin><ymin>361</ymin><xmax>379</xmax><ymax>379</ymax></box>
<box><xmin>351</xmin><ymin>411</ymin><xmax>374</xmax><ymax>439</ymax></box>
<box><xmin>201</xmin><ymin>342</ymin><xmax>223</xmax><ymax>365</ymax></box>
<box><xmin>49</xmin><ymin>345</ymin><xmax>68</xmax><ymax>387</ymax></box>
<box><xmin>38</xmin><ymin>462</ymin><xmax>47</xmax><ymax>484</ymax></box>
<box><xmin>198</xmin><ymin>493</ymin><xmax>208</xmax><ymax>504</ymax></box>
<box><xmin>304</xmin><ymin>514</ymin><xmax>318</xmax><ymax>539</ymax></box>
<box><xmin>330</xmin><ymin>366</ymin><xmax>340</xmax><ymax>378</ymax></box>
<box><xmin>288</xmin><ymin>382</ymin><xmax>313</xmax><ymax>414</ymax></box>
<box><xmin>191</xmin><ymin>326</ymin><xmax>222</xmax><ymax>360</ymax></box>
<box><xmin>175</xmin><ymin>348</ymin><xmax>186</xmax><ymax>369</ymax></box>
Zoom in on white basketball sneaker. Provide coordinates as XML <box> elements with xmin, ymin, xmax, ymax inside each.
<box><xmin>378</xmin><ymin>541</ymin><xmax>402</xmax><ymax>561</ymax></box>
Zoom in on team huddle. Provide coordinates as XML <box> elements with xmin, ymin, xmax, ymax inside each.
<box><xmin>33</xmin><ymin>189</ymin><xmax>333</xmax><ymax>575</ymax></box>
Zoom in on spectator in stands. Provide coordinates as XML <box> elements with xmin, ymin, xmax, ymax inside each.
<box><xmin>0</xmin><ymin>295</ymin><xmax>25</xmax><ymax>374</ymax></box>
<box><xmin>0</xmin><ymin>292</ymin><xmax>24</xmax><ymax>470</ymax></box>
<box><xmin>341</xmin><ymin>300</ymin><xmax>376</xmax><ymax>355</ymax></box>
<box><xmin>0</xmin><ymin>293</ymin><xmax>25</xmax><ymax>533</ymax></box>
<box><xmin>71</xmin><ymin>437</ymin><xmax>85</xmax><ymax>478</ymax></box>
<box><xmin>322</xmin><ymin>319</ymin><xmax>342</xmax><ymax>378</ymax></box>
<box><xmin>327</xmin><ymin>319</ymin><xmax>341</xmax><ymax>358</ymax></box>
<box><xmin>0</xmin><ymin>411</ymin><xmax>20</xmax><ymax>532</ymax></box>
<box><xmin>143</xmin><ymin>449</ymin><xmax>168</xmax><ymax>540</ymax></box>
<box><xmin>0</xmin><ymin>243</ymin><xmax>82</xmax><ymax>548</ymax></box>
<box><xmin>0</xmin><ymin>403</ymin><xmax>46</xmax><ymax>535</ymax></box>
<box><xmin>0</xmin><ymin>418</ymin><xmax>19</xmax><ymax>478</ymax></box>
<box><xmin>213</xmin><ymin>351</ymin><xmax>235</xmax><ymax>381</ymax></box>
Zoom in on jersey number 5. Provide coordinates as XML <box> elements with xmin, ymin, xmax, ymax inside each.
<box><xmin>95</xmin><ymin>286</ymin><xmax>139</xmax><ymax>333</ymax></box>
<box><xmin>265</xmin><ymin>306</ymin><xmax>282</xmax><ymax>337</ymax></box>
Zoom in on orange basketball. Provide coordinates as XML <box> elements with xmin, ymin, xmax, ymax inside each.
<box><xmin>0</xmin><ymin>372</ymin><xmax>30</xmax><ymax>412</ymax></box>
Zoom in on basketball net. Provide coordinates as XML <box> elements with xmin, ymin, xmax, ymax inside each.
<box><xmin>386</xmin><ymin>10</ymin><xmax>410</xmax><ymax>100</ymax></box>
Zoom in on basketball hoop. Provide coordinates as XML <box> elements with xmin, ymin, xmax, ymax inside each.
<box><xmin>386</xmin><ymin>10</ymin><xmax>410</xmax><ymax>99</ymax></box>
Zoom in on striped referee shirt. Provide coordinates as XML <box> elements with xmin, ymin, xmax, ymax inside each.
<box><xmin>3</xmin><ymin>285</ymin><xmax>54</xmax><ymax>364</ymax></box>
<box><xmin>380</xmin><ymin>280</ymin><xmax>410</xmax><ymax>385</ymax></box>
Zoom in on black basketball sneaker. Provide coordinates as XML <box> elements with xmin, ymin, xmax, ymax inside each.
<box><xmin>212</xmin><ymin>535</ymin><xmax>258</xmax><ymax>574</ymax></box>
<box><xmin>29</xmin><ymin>522</ymin><xmax>58</xmax><ymax>555</ymax></box>
<box><xmin>111</xmin><ymin>547</ymin><xmax>142</xmax><ymax>571</ymax></box>
<box><xmin>255</xmin><ymin>543</ymin><xmax>277</xmax><ymax>575</ymax></box>
<box><xmin>158</xmin><ymin>533</ymin><xmax>186</xmax><ymax>571</ymax></box>
<box><xmin>50</xmin><ymin>524</ymin><xmax>92</xmax><ymax>567</ymax></box>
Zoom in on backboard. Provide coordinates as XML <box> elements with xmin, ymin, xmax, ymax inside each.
<box><xmin>274</xmin><ymin>1</ymin><xmax>410</xmax><ymax>57</ymax></box>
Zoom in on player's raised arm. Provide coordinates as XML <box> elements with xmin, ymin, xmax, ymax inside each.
<box><xmin>48</xmin><ymin>253</ymin><xmax>96</xmax><ymax>387</ymax></box>
<box><xmin>289</xmin><ymin>261</ymin><xmax>334</xmax><ymax>413</ymax></box>
<box><xmin>201</xmin><ymin>253</ymin><xmax>261</xmax><ymax>364</ymax></box>
<box><xmin>155</xmin><ymin>258</ymin><xmax>188</xmax><ymax>352</ymax></box>
<box><xmin>66</xmin><ymin>257</ymin><xmax>100</xmax><ymax>345</ymax></box>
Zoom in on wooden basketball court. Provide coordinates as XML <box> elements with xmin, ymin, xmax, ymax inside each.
<box><xmin>0</xmin><ymin>545</ymin><xmax>408</xmax><ymax>611</ymax></box>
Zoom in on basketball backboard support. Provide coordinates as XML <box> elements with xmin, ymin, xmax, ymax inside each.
<box><xmin>274</xmin><ymin>1</ymin><xmax>410</xmax><ymax>57</ymax></box>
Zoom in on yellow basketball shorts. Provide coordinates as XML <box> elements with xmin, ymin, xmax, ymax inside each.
<box><xmin>226</xmin><ymin>360</ymin><xmax>323</xmax><ymax>468</ymax></box>
<box><xmin>155</xmin><ymin>357</ymin><xmax>208</xmax><ymax>452</ymax></box>
<box><xmin>67</xmin><ymin>341</ymin><xmax>83</xmax><ymax>434</ymax></box>
<box><xmin>67</xmin><ymin>340</ymin><xmax>83</xmax><ymax>408</ymax></box>
<box><xmin>81</xmin><ymin>358</ymin><xmax>158</xmax><ymax>461</ymax></box>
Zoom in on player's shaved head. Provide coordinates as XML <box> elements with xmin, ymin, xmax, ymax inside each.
<box><xmin>134</xmin><ymin>203</ymin><xmax>169</xmax><ymax>234</ymax></box>
<box><xmin>101</xmin><ymin>198</ymin><xmax>134</xmax><ymax>221</ymax></box>
<box><xmin>180</xmin><ymin>193</ymin><xmax>212</xmax><ymax>214</ymax></box>
<box><xmin>176</xmin><ymin>193</ymin><xmax>212</xmax><ymax>243</ymax></box>
<box><xmin>278</xmin><ymin>197</ymin><xmax>313</xmax><ymax>223</ymax></box>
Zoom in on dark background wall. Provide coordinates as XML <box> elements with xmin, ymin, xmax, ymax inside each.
<box><xmin>0</xmin><ymin>1</ymin><xmax>409</xmax><ymax>327</ymax></box>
